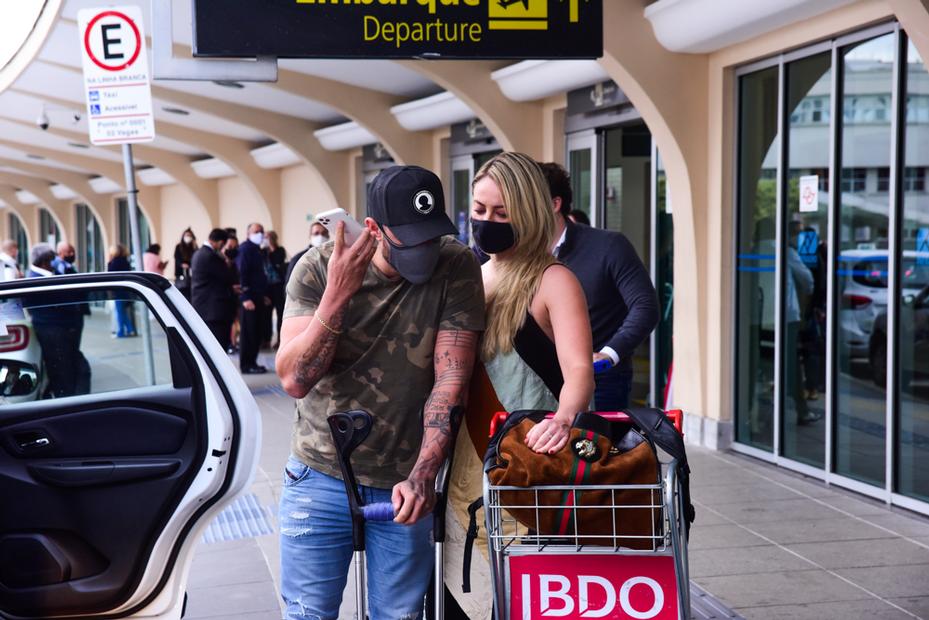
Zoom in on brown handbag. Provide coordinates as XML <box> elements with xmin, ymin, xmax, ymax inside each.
<box><xmin>485</xmin><ymin>411</ymin><xmax>661</xmax><ymax>550</ymax></box>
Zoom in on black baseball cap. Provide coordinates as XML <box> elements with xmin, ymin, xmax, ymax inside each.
<box><xmin>367</xmin><ymin>165</ymin><xmax>457</xmax><ymax>246</ymax></box>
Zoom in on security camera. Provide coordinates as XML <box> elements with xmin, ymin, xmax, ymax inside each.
<box><xmin>36</xmin><ymin>110</ymin><xmax>49</xmax><ymax>131</ymax></box>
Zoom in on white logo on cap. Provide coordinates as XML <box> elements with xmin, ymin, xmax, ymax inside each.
<box><xmin>413</xmin><ymin>190</ymin><xmax>435</xmax><ymax>215</ymax></box>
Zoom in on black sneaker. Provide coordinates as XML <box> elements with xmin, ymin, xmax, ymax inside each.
<box><xmin>242</xmin><ymin>365</ymin><xmax>268</xmax><ymax>375</ymax></box>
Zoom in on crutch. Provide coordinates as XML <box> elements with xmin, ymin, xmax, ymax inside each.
<box><xmin>428</xmin><ymin>452</ymin><xmax>454</xmax><ymax>620</ymax></box>
<box><xmin>328</xmin><ymin>410</ymin><xmax>396</xmax><ymax>620</ymax></box>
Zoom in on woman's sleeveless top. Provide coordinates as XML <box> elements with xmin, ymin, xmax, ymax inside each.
<box><xmin>484</xmin><ymin>312</ymin><xmax>564</xmax><ymax>412</ymax></box>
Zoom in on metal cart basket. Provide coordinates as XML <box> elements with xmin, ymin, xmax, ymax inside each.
<box><xmin>483</xmin><ymin>410</ymin><xmax>690</xmax><ymax>620</ymax></box>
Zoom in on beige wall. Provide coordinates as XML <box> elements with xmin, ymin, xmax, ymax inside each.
<box><xmin>160</xmin><ymin>183</ymin><xmax>212</xmax><ymax>280</ymax></box>
<box><xmin>281</xmin><ymin>163</ymin><xmax>340</xmax><ymax>257</ymax></box>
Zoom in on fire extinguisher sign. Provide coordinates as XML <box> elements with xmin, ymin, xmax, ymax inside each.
<box><xmin>508</xmin><ymin>554</ymin><xmax>679</xmax><ymax>619</ymax></box>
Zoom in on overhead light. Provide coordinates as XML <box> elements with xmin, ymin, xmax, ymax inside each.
<box><xmin>162</xmin><ymin>106</ymin><xmax>191</xmax><ymax>116</ymax></box>
<box><xmin>212</xmin><ymin>80</ymin><xmax>244</xmax><ymax>89</ymax></box>
<box><xmin>67</xmin><ymin>142</ymin><xmax>90</xmax><ymax>149</ymax></box>
<box><xmin>26</xmin><ymin>153</ymin><xmax>45</xmax><ymax>160</ymax></box>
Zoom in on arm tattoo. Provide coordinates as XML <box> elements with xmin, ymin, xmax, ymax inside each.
<box><xmin>409</xmin><ymin>330</ymin><xmax>478</xmax><ymax>482</ymax></box>
<box><xmin>293</xmin><ymin>308</ymin><xmax>345</xmax><ymax>390</ymax></box>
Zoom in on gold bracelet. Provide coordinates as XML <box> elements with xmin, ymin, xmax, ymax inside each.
<box><xmin>315</xmin><ymin>313</ymin><xmax>343</xmax><ymax>335</ymax></box>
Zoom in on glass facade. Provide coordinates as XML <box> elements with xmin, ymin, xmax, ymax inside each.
<box><xmin>75</xmin><ymin>203</ymin><xmax>104</xmax><ymax>274</ymax></box>
<box><xmin>735</xmin><ymin>24</ymin><xmax>929</xmax><ymax>510</ymax></box>
<box><xmin>897</xmin><ymin>40</ymin><xmax>929</xmax><ymax>502</ymax></box>
<box><xmin>39</xmin><ymin>208</ymin><xmax>60</xmax><ymax>248</ymax></box>
<box><xmin>782</xmin><ymin>52</ymin><xmax>831</xmax><ymax>466</ymax></box>
<box><xmin>8</xmin><ymin>213</ymin><xmax>28</xmax><ymax>272</ymax></box>
<box><xmin>116</xmin><ymin>198</ymin><xmax>151</xmax><ymax>268</ymax></box>
<box><xmin>735</xmin><ymin>65</ymin><xmax>779</xmax><ymax>450</ymax></box>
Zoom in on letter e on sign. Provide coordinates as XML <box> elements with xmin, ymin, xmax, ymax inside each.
<box><xmin>78</xmin><ymin>6</ymin><xmax>156</xmax><ymax>145</ymax></box>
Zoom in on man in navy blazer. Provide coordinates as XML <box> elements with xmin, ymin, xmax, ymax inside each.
<box><xmin>236</xmin><ymin>222</ymin><xmax>270</xmax><ymax>374</ymax></box>
<box><xmin>191</xmin><ymin>228</ymin><xmax>235</xmax><ymax>351</ymax></box>
<box><xmin>541</xmin><ymin>163</ymin><xmax>659</xmax><ymax>410</ymax></box>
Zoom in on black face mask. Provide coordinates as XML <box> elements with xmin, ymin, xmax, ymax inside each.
<box><xmin>380</xmin><ymin>228</ymin><xmax>441</xmax><ymax>285</ymax></box>
<box><xmin>225</xmin><ymin>248</ymin><xmax>239</xmax><ymax>260</ymax></box>
<box><xmin>471</xmin><ymin>219</ymin><xmax>516</xmax><ymax>254</ymax></box>
<box><xmin>64</xmin><ymin>254</ymin><xmax>76</xmax><ymax>264</ymax></box>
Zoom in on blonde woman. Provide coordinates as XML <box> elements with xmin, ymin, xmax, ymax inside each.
<box><xmin>444</xmin><ymin>153</ymin><xmax>594</xmax><ymax>618</ymax></box>
<box><xmin>472</xmin><ymin>151</ymin><xmax>594</xmax><ymax>453</ymax></box>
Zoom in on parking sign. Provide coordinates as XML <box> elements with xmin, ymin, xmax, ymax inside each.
<box><xmin>78</xmin><ymin>6</ymin><xmax>155</xmax><ymax>145</ymax></box>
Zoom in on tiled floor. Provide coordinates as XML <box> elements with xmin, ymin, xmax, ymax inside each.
<box><xmin>184</xmin><ymin>365</ymin><xmax>929</xmax><ymax>619</ymax></box>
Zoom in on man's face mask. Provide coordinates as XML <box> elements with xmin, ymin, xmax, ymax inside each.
<box><xmin>471</xmin><ymin>219</ymin><xmax>516</xmax><ymax>254</ymax></box>
<box><xmin>248</xmin><ymin>231</ymin><xmax>264</xmax><ymax>246</ymax></box>
<box><xmin>379</xmin><ymin>227</ymin><xmax>441</xmax><ymax>285</ymax></box>
<box><xmin>64</xmin><ymin>254</ymin><xmax>76</xmax><ymax>264</ymax></box>
<box><xmin>310</xmin><ymin>234</ymin><xmax>328</xmax><ymax>248</ymax></box>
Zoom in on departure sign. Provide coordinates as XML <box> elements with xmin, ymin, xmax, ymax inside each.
<box><xmin>192</xmin><ymin>0</ymin><xmax>602</xmax><ymax>59</ymax></box>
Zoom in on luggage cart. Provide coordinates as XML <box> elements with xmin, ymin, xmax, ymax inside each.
<box><xmin>483</xmin><ymin>410</ymin><xmax>690</xmax><ymax>620</ymax></box>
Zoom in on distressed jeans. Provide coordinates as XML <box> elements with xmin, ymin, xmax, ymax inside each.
<box><xmin>279</xmin><ymin>455</ymin><xmax>434</xmax><ymax>620</ymax></box>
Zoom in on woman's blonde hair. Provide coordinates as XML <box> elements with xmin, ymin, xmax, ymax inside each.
<box><xmin>474</xmin><ymin>152</ymin><xmax>556</xmax><ymax>360</ymax></box>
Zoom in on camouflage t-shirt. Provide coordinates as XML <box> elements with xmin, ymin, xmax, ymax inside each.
<box><xmin>284</xmin><ymin>237</ymin><xmax>485</xmax><ymax>488</ymax></box>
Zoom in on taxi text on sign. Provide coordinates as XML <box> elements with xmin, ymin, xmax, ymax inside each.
<box><xmin>78</xmin><ymin>6</ymin><xmax>156</xmax><ymax>146</ymax></box>
<box><xmin>192</xmin><ymin>0</ymin><xmax>603</xmax><ymax>59</ymax></box>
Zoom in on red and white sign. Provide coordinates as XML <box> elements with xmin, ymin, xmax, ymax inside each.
<box><xmin>78</xmin><ymin>6</ymin><xmax>155</xmax><ymax>145</ymax></box>
<box><xmin>509</xmin><ymin>555</ymin><xmax>680</xmax><ymax>619</ymax></box>
<box><xmin>799</xmin><ymin>175</ymin><xmax>819</xmax><ymax>213</ymax></box>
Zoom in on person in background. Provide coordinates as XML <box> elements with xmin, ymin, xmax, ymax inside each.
<box><xmin>107</xmin><ymin>244</ymin><xmax>136</xmax><ymax>338</ymax></box>
<box><xmin>191</xmin><ymin>228</ymin><xmax>235</xmax><ymax>350</ymax></box>
<box><xmin>224</xmin><ymin>235</ymin><xmax>242</xmax><ymax>355</ymax></box>
<box><xmin>265</xmin><ymin>231</ymin><xmax>287</xmax><ymax>347</ymax></box>
<box><xmin>51</xmin><ymin>242</ymin><xmax>78</xmax><ymax>275</ymax></box>
<box><xmin>285</xmin><ymin>222</ymin><xmax>329</xmax><ymax>284</ymax></box>
<box><xmin>540</xmin><ymin>162</ymin><xmax>659</xmax><ymax>410</ymax></box>
<box><xmin>26</xmin><ymin>243</ymin><xmax>91</xmax><ymax>397</ymax></box>
<box><xmin>0</xmin><ymin>240</ymin><xmax>23</xmax><ymax>281</ymax></box>
<box><xmin>143</xmin><ymin>244</ymin><xmax>168</xmax><ymax>275</ymax></box>
<box><xmin>236</xmin><ymin>223</ymin><xmax>270</xmax><ymax>374</ymax></box>
<box><xmin>173</xmin><ymin>228</ymin><xmax>197</xmax><ymax>300</ymax></box>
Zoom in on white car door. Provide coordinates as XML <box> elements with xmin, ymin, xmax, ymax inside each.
<box><xmin>0</xmin><ymin>272</ymin><xmax>260</xmax><ymax>619</ymax></box>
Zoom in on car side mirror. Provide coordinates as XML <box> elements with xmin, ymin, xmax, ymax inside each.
<box><xmin>0</xmin><ymin>360</ymin><xmax>39</xmax><ymax>398</ymax></box>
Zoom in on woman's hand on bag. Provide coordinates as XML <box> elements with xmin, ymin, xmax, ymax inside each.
<box><xmin>525</xmin><ymin>416</ymin><xmax>571</xmax><ymax>454</ymax></box>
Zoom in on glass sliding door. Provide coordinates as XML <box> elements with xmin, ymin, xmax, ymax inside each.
<box><xmin>834</xmin><ymin>33</ymin><xmax>895</xmax><ymax>487</ymax></box>
<box><xmin>896</xmin><ymin>40</ymin><xmax>929</xmax><ymax>502</ymax></box>
<box><xmin>39</xmin><ymin>208</ymin><xmax>61</xmax><ymax>247</ymax></box>
<box><xmin>654</xmin><ymin>148</ymin><xmax>674</xmax><ymax>408</ymax></box>
<box><xmin>603</xmin><ymin>124</ymin><xmax>652</xmax><ymax>405</ymax></box>
<box><xmin>735</xmin><ymin>65</ymin><xmax>780</xmax><ymax>450</ymax></box>
<box><xmin>566</xmin><ymin>131</ymin><xmax>597</xmax><ymax>226</ymax></box>
<box><xmin>75</xmin><ymin>203</ymin><xmax>104</xmax><ymax>273</ymax></box>
<box><xmin>8</xmin><ymin>213</ymin><xmax>28</xmax><ymax>273</ymax></box>
<box><xmin>781</xmin><ymin>52</ymin><xmax>831</xmax><ymax>466</ymax></box>
<box><xmin>451</xmin><ymin>155</ymin><xmax>473</xmax><ymax>245</ymax></box>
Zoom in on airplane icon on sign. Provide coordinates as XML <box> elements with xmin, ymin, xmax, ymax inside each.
<box><xmin>497</xmin><ymin>0</ymin><xmax>530</xmax><ymax>8</ymax></box>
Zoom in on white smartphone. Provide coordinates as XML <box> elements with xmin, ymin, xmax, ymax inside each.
<box><xmin>316</xmin><ymin>208</ymin><xmax>365</xmax><ymax>246</ymax></box>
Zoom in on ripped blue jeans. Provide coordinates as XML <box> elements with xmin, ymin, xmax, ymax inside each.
<box><xmin>279</xmin><ymin>455</ymin><xmax>434</xmax><ymax>620</ymax></box>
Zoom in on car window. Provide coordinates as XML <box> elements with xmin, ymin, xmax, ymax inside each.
<box><xmin>901</xmin><ymin>259</ymin><xmax>929</xmax><ymax>290</ymax></box>
<box><xmin>0</xmin><ymin>287</ymin><xmax>172</xmax><ymax>403</ymax></box>
<box><xmin>850</xmin><ymin>259</ymin><xmax>888</xmax><ymax>288</ymax></box>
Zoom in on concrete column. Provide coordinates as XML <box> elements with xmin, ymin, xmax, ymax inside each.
<box><xmin>597</xmin><ymin>2</ymin><xmax>715</xmax><ymax>444</ymax></box>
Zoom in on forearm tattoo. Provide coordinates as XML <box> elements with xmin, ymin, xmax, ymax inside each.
<box><xmin>293</xmin><ymin>308</ymin><xmax>345</xmax><ymax>390</ymax></box>
<box><xmin>410</xmin><ymin>330</ymin><xmax>478</xmax><ymax>482</ymax></box>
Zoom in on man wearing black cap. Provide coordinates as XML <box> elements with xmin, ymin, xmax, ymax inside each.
<box><xmin>275</xmin><ymin>166</ymin><xmax>484</xmax><ymax>619</ymax></box>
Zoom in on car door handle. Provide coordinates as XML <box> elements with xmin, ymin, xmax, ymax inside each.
<box><xmin>13</xmin><ymin>431</ymin><xmax>52</xmax><ymax>451</ymax></box>
<box><xmin>27</xmin><ymin>460</ymin><xmax>181</xmax><ymax>487</ymax></box>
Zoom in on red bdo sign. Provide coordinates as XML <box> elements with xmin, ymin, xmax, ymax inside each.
<box><xmin>509</xmin><ymin>555</ymin><xmax>679</xmax><ymax>619</ymax></box>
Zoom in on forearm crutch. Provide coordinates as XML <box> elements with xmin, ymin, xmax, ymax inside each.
<box><xmin>328</xmin><ymin>410</ymin><xmax>395</xmax><ymax>620</ymax></box>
